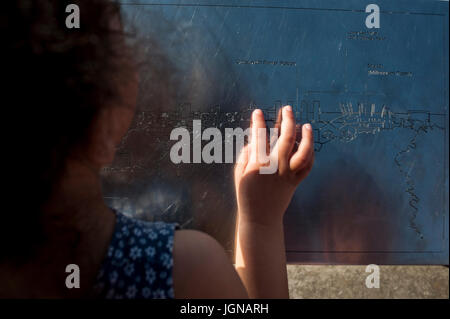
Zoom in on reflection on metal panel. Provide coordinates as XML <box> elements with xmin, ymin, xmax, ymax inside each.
<box><xmin>102</xmin><ymin>0</ymin><xmax>449</xmax><ymax>264</ymax></box>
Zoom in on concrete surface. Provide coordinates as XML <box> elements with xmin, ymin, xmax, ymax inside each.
<box><xmin>287</xmin><ymin>265</ymin><xmax>449</xmax><ymax>299</ymax></box>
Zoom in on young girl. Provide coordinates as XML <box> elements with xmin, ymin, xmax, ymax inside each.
<box><xmin>0</xmin><ymin>0</ymin><xmax>314</xmax><ymax>298</ymax></box>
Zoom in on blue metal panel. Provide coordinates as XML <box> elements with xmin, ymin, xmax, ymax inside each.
<box><xmin>102</xmin><ymin>0</ymin><xmax>449</xmax><ymax>264</ymax></box>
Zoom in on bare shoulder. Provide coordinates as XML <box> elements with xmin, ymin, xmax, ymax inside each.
<box><xmin>173</xmin><ymin>230</ymin><xmax>248</xmax><ymax>299</ymax></box>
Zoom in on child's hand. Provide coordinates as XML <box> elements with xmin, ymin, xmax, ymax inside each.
<box><xmin>234</xmin><ymin>106</ymin><xmax>314</xmax><ymax>226</ymax></box>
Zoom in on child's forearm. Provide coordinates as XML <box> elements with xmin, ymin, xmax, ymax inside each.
<box><xmin>233</xmin><ymin>107</ymin><xmax>314</xmax><ymax>298</ymax></box>
<box><xmin>234</xmin><ymin>216</ymin><xmax>289</xmax><ymax>299</ymax></box>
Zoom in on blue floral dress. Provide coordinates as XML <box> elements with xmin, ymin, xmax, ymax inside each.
<box><xmin>91</xmin><ymin>211</ymin><xmax>178</xmax><ymax>299</ymax></box>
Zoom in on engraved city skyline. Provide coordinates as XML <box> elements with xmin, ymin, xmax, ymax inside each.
<box><xmin>117</xmin><ymin>99</ymin><xmax>445</xmax><ymax>154</ymax></box>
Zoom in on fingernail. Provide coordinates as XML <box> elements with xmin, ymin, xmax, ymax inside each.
<box><xmin>253</xmin><ymin>109</ymin><xmax>262</xmax><ymax>117</ymax></box>
<box><xmin>285</xmin><ymin>105</ymin><xmax>292</xmax><ymax>112</ymax></box>
<box><xmin>304</xmin><ymin>123</ymin><xmax>312</xmax><ymax>130</ymax></box>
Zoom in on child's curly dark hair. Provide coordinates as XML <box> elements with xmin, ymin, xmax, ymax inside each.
<box><xmin>1</xmin><ymin>0</ymin><xmax>135</xmax><ymax>262</ymax></box>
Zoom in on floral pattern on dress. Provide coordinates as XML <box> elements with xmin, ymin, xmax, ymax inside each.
<box><xmin>91</xmin><ymin>212</ymin><xmax>178</xmax><ymax>299</ymax></box>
